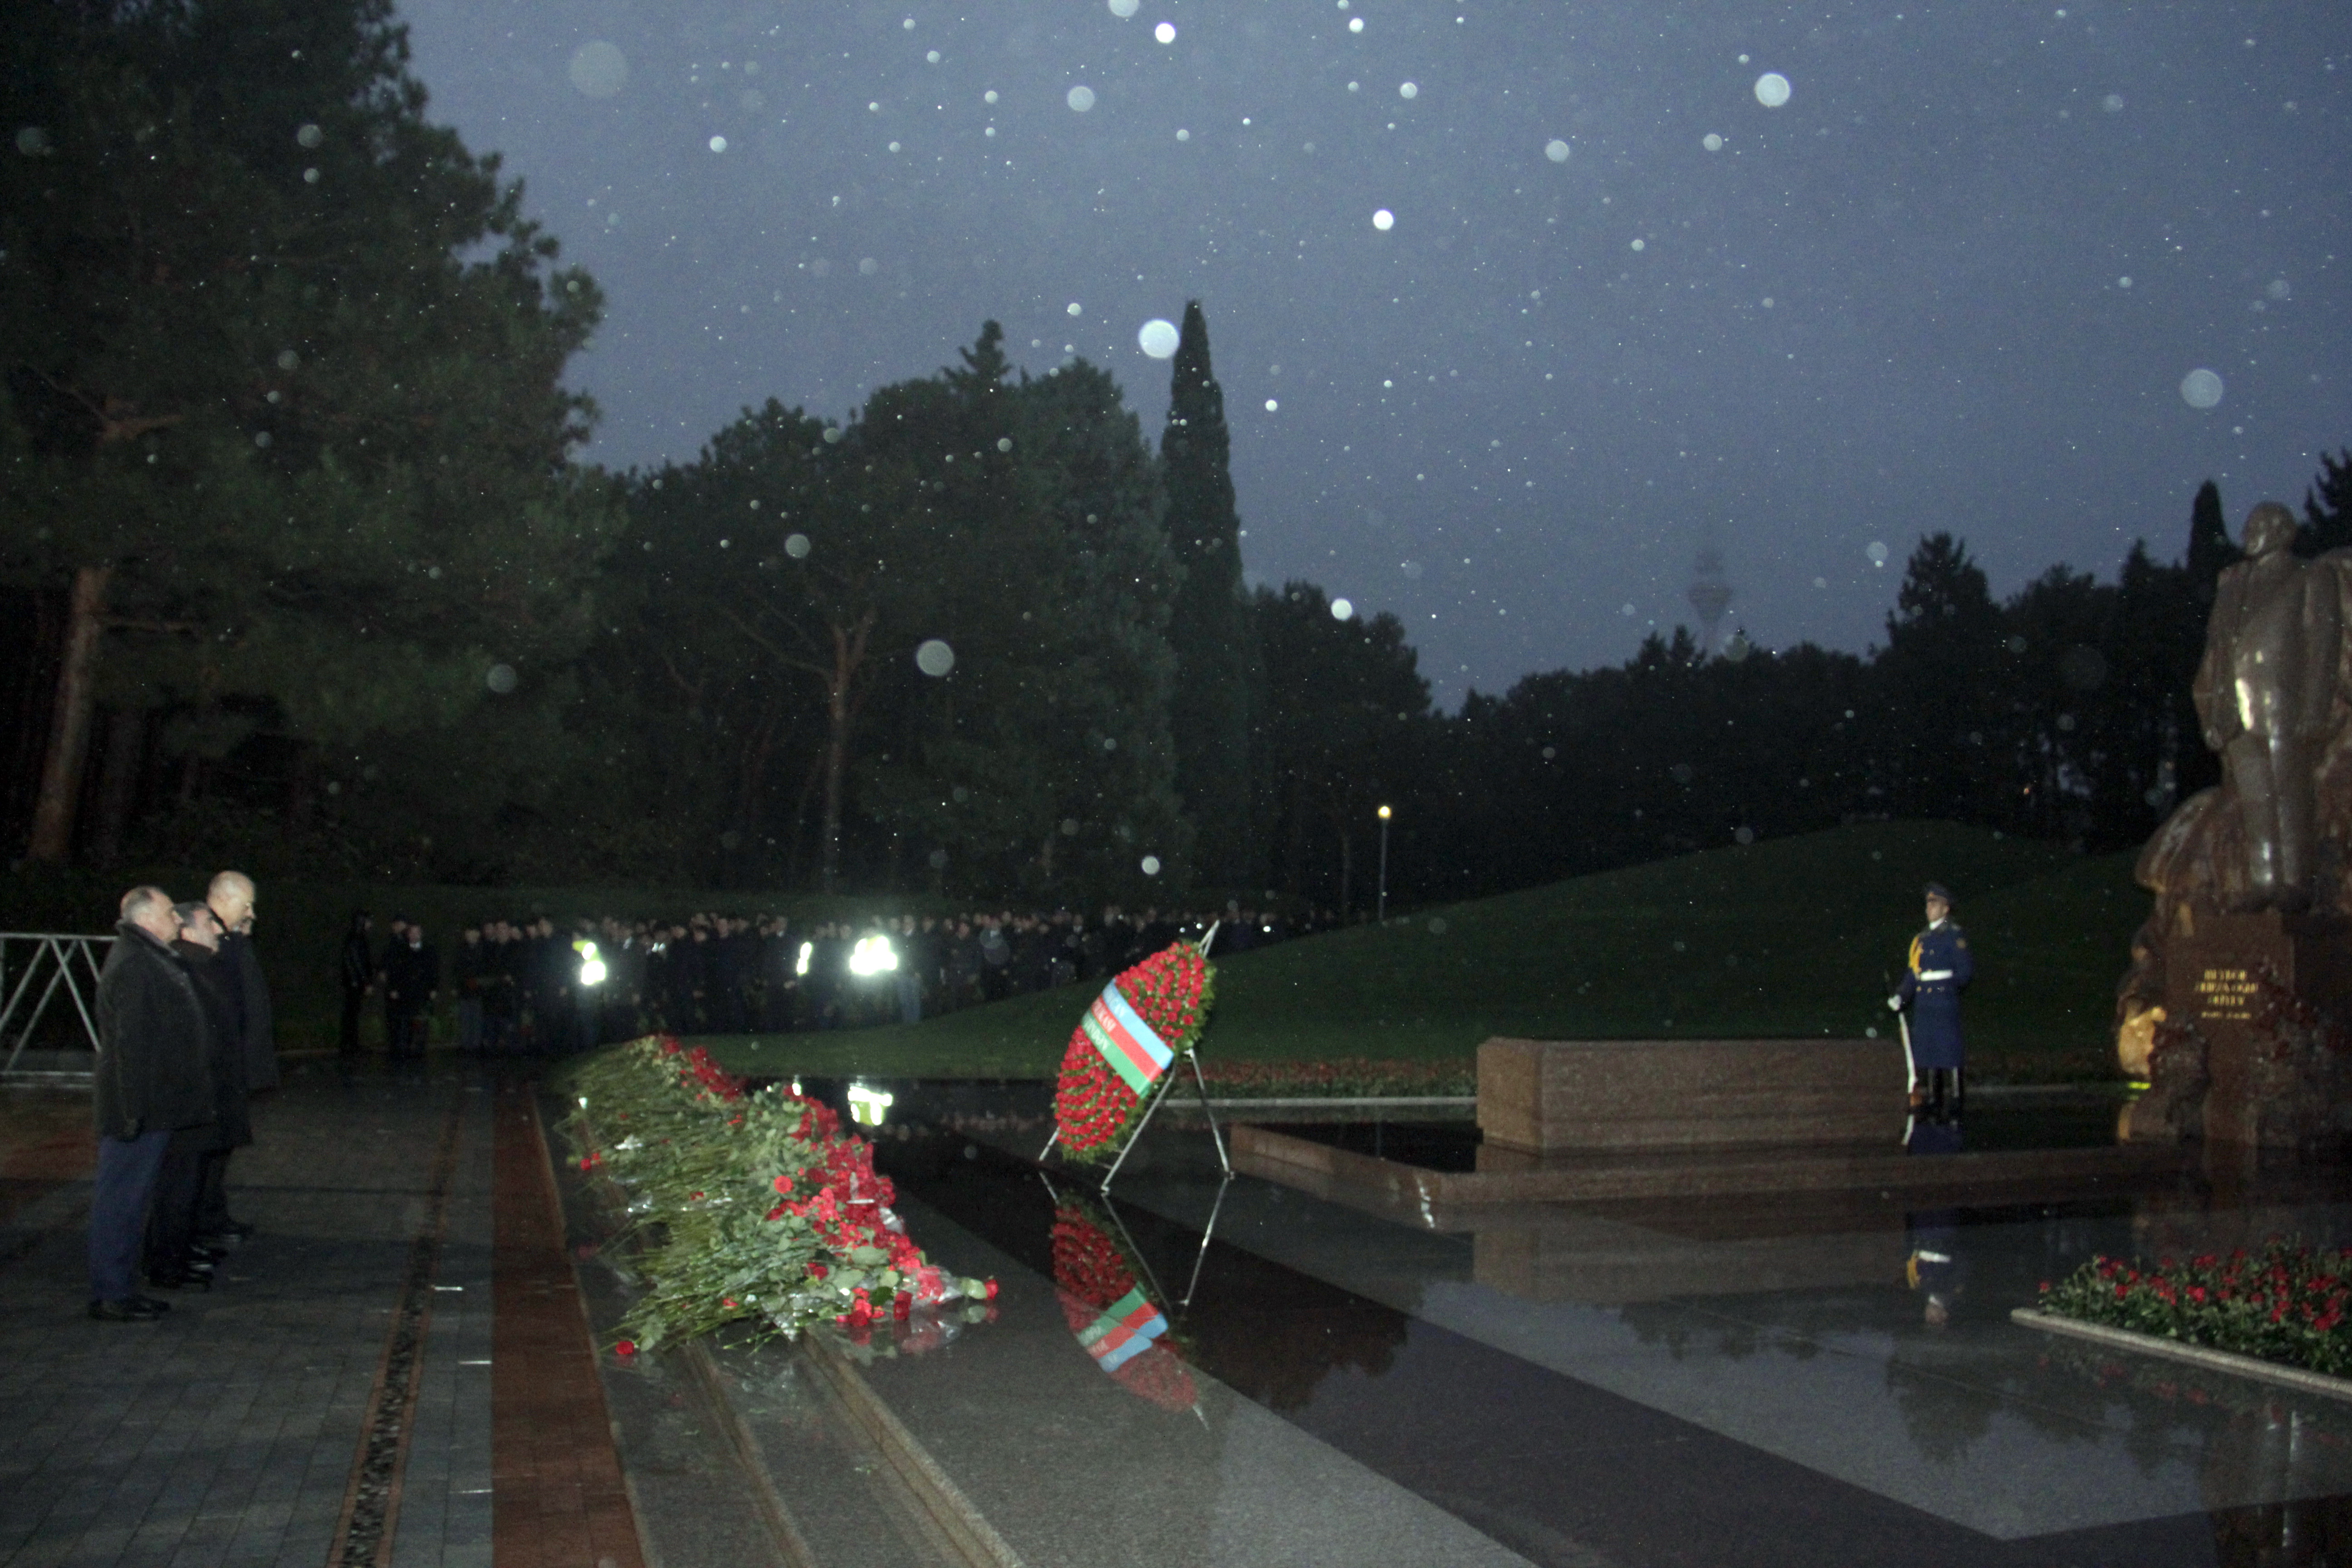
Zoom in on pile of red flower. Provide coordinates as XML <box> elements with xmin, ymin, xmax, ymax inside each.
<box><xmin>1051</xmin><ymin>1198</ymin><xmax>1197</xmax><ymax>1411</ymax></box>
<box><xmin>1053</xmin><ymin>942</ymin><xmax>1215</xmax><ymax>1161</ymax></box>
<box><xmin>568</xmin><ymin>1035</ymin><xmax>995</xmax><ymax>1351</ymax></box>
<box><xmin>2038</xmin><ymin>1237</ymin><xmax>2352</xmax><ymax>1377</ymax></box>
<box><xmin>1197</xmin><ymin>1057</ymin><xmax>1474</xmax><ymax>1099</ymax></box>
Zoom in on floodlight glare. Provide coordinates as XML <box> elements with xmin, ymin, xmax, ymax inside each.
<box><xmin>847</xmin><ymin>1083</ymin><xmax>896</xmax><ymax>1126</ymax></box>
<box><xmin>848</xmin><ymin>933</ymin><xmax>900</xmax><ymax>976</ymax></box>
<box><xmin>796</xmin><ymin>941</ymin><xmax>813</xmax><ymax>976</ymax></box>
<box><xmin>573</xmin><ymin>939</ymin><xmax>607</xmax><ymax>986</ymax></box>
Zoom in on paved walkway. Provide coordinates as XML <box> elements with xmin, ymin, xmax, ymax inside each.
<box><xmin>0</xmin><ymin>1061</ymin><xmax>628</xmax><ymax>1568</ymax></box>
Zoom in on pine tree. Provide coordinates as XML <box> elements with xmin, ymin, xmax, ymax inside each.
<box><xmin>0</xmin><ymin>0</ymin><xmax>615</xmax><ymax>867</ymax></box>
<box><xmin>2302</xmin><ymin>450</ymin><xmax>2352</xmax><ymax>554</ymax></box>
<box><xmin>1159</xmin><ymin>301</ymin><xmax>1258</xmax><ymax>889</ymax></box>
<box><xmin>1878</xmin><ymin>534</ymin><xmax>2005</xmax><ymax>821</ymax></box>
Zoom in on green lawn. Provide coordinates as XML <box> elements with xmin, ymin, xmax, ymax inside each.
<box><xmin>696</xmin><ymin>820</ymin><xmax>2146</xmax><ymax>1085</ymax></box>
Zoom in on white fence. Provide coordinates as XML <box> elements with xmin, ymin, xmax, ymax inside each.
<box><xmin>0</xmin><ymin>933</ymin><xmax>114</xmax><ymax>1077</ymax></box>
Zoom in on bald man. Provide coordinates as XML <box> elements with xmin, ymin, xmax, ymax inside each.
<box><xmin>200</xmin><ymin>871</ymin><xmax>277</xmax><ymax>1244</ymax></box>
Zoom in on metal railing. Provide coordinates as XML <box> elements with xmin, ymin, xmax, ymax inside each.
<box><xmin>0</xmin><ymin>933</ymin><xmax>114</xmax><ymax>1077</ymax></box>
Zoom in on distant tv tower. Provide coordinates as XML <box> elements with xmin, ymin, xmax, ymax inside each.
<box><xmin>1687</xmin><ymin>543</ymin><xmax>1733</xmax><ymax>656</ymax></box>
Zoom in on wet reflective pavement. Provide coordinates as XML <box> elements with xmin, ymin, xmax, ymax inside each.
<box><xmin>818</xmin><ymin>1078</ymin><xmax>2352</xmax><ymax>1568</ymax></box>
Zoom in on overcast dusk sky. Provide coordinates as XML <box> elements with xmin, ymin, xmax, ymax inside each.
<box><xmin>397</xmin><ymin>0</ymin><xmax>2352</xmax><ymax>705</ymax></box>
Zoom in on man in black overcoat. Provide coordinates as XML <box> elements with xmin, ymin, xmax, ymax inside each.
<box><xmin>145</xmin><ymin>902</ymin><xmax>243</xmax><ymax>1290</ymax></box>
<box><xmin>338</xmin><ymin>910</ymin><xmax>375</xmax><ymax>1055</ymax></box>
<box><xmin>198</xmin><ymin>871</ymin><xmax>273</xmax><ymax>1243</ymax></box>
<box><xmin>382</xmin><ymin>921</ymin><xmax>439</xmax><ymax>1060</ymax></box>
<box><xmin>89</xmin><ymin>886</ymin><xmax>215</xmax><ymax>1322</ymax></box>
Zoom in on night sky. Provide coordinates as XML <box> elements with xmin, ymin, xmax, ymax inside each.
<box><xmin>397</xmin><ymin>0</ymin><xmax>2351</xmax><ymax>706</ymax></box>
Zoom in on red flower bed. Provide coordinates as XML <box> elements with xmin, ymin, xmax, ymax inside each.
<box><xmin>2038</xmin><ymin>1237</ymin><xmax>2352</xmax><ymax>1377</ymax></box>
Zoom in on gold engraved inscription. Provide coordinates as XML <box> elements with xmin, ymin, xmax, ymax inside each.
<box><xmin>2193</xmin><ymin>965</ymin><xmax>2257</xmax><ymax>1022</ymax></box>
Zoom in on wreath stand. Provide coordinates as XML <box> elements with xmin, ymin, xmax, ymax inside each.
<box><xmin>1037</xmin><ymin>1167</ymin><xmax>1234</xmax><ymax>1317</ymax></box>
<box><xmin>1040</xmin><ymin>925</ymin><xmax>1234</xmax><ymax>1196</ymax></box>
<box><xmin>1039</xmin><ymin>1042</ymin><xmax>1231</xmax><ymax>1195</ymax></box>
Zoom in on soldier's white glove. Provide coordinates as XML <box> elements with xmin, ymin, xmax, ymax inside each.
<box><xmin>1886</xmin><ymin>995</ymin><xmax>1903</xmax><ymax>1012</ymax></box>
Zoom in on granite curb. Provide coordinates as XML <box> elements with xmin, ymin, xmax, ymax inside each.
<box><xmin>2010</xmin><ymin>1307</ymin><xmax>2352</xmax><ymax>1405</ymax></box>
<box><xmin>564</xmin><ymin>1098</ymin><xmax>1019</xmax><ymax>1568</ymax></box>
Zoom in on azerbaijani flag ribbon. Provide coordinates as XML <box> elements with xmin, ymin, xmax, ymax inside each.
<box><xmin>1077</xmin><ymin>1287</ymin><xmax>1167</xmax><ymax>1372</ymax></box>
<box><xmin>1080</xmin><ymin>981</ymin><xmax>1175</xmax><ymax>1097</ymax></box>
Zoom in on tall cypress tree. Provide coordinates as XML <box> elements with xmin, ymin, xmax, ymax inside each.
<box><xmin>2176</xmin><ymin>479</ymin><xmax>2236</xmax><ymax>800</ymax></box>
<box><xmin>1159</xmin><ymin>301</ymin><xmax>1258</xmax><ymax>888</ymax></box>
<box><xmin>2185</xmin><ymin>479</ymin><xmax>2237</xmax><ymax>601</ymax></box>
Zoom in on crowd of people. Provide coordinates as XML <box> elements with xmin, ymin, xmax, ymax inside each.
<box><xmin>87</xmin><ymin>873</ymin><xmax>276</xmax><ymax>1323</ymax></box>
<box><xmin>336</xmin><ymin>902</ymin><xmax>1344</xmax><ymax>1057</ymax></box>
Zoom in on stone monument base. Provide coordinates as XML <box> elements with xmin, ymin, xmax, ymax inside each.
<box><xmin>2132</xmin><ymin>910</ymin><xmax>2352</xmax><ymax>1149</ymax></box>
<box><xmin>1476</xmin><ymin>1036</ymin><xmax>1905</xmax><ymax>1154</ymax></box>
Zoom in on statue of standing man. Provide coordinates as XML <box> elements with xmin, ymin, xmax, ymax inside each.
<box><xmin>2190</xmin><ymin>501</ymin><xmax>2344</xmax><ymax>914</ymax></box>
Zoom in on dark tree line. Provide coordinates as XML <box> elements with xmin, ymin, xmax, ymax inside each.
<box><xmin>1378</xmin><ymin>466</ymin><xmax>2352</xmax><ymax>908</ymax></box>
<box><xmin>10</xmin><ymin>2</ymin><xmax>2352</xmax><ymax>911</ymax></box>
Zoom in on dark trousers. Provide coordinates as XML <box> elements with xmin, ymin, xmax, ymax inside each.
<box><xmin>88</xmin><ymin>1129</ymin><xmax>172</xmax><ymax>1302</ymax></box>
<box><xmin>195</xmin><ymin>1147</ymin><xmax>233</xmax><ymax>1233</ymax></box>
<box><xmin>387</xmin><ymin>1007</ymin><xmax>425</xmax><ymax>1058</ymax></box>
<box><xmin>145</xmin><ymin>1144</ymin><xmax>205</xmax><ymax>1275</ymax></box>
<box><xmin>1922</xmin><ymin>1068</ymin><xmax>1965</xmax><ymax>1116</ymax></box>
<box><xmin>340</xmin><ymin>987</ymin><xmax>368</xmax><ymax>1054</ymax></box>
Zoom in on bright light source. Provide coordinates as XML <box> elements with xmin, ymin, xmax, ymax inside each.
<box><xmin>574</xmin><ymin>939</ymin><xmax>607</xmax><ymax>986</ymax></box>
<box><xmin>848</xmin><ymin>934</ymin><xmax>900</xmax><ymax>976</ymax></box>
<box><xmin>796</xmin><ymin>941</ymin><xmax>813</xmax><ymax>976</ymax></box>
<box><xmin>847</xmin><ymin>1083</ymin><xmax>896</xmax><ymax>1125</ymax></box>
<box><xmin>1378</xmin><ymin>804</ymin><xmax>1392</xmax><ymax>820</ymax></box>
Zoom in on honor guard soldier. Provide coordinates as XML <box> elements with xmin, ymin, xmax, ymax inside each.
<box><xmin>1889</xmin><ymin>882</ymin><xmax>1972</xmax><ymax>1116</ymax></box>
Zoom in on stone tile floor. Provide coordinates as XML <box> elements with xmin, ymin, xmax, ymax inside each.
<box><xmin>0</xmin><ymin>1063</ymin><xmax>497</xmax><ymax>1568</ymax></box>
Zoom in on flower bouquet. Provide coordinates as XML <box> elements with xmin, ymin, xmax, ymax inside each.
<box><xmin>1052</xmin><ymin>941</ymin><xmax>1215</xmax><ymax>1162</ymax></box>
<box><xmin>1051</xmin><ymin>1193</ymin><xmax>1197</xmax><ymax>1411</ymax></box>
<box><xmin>568</xmin><ymin>1037</ymin><xmax>995</xmax><ymax>1352</ymax></box>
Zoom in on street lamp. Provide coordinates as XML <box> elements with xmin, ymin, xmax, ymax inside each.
<box><xmin>1377</xmin><ymin>805</ymin><xmax>1392</xmax><ymax>922</ymax></box>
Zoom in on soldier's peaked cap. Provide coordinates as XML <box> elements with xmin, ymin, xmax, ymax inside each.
<box><xmin>1923</xmin><ymin>882</ymin><xmax>1953</xmax><ymax>903</ymax></box>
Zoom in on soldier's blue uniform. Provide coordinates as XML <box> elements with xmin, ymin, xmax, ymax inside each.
<box><xmin>1896</xmin><ymin>918</ymin><xmax>1973</xmax><ymax>1070</ymax></box>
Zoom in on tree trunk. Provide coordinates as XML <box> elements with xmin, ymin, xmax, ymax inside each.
<box><xmin>816</xmin><ymin>612</ymin><xmax>874</xmax><ymax>894</ymax></box>
<box><xmin>820</xmin><ymin>671</ymin><xmax>849</xmax><ymax>894</ymax></box>
<box><xmin>88</xmin><ymin>706</ymin><xmax>147</xmax><ymax>867</ymax></box>
<box><xmin>1338</xmin><ymin>828</ymin><xmax>1354</xmax><ymax>919</ymax></box>
<box><xmin>24</xmin><ymin>564</ymin><xmax>113</xmax><ymax>864</ymax></box>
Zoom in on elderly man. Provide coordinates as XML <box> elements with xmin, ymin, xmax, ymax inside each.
<box><xmin>144</xmin><ymin>902</ymin><xmax>243</xmax><ymax>1291</ymax></box>
<box><xmin>198</xmin><ymin>871</ymin><xmax>274</xmax><ymax>1245</ymax></box>
<box><xmin>89</xmin><ymin>887</ymin><xmax>215</xmax><ymax>1322</ymax></box>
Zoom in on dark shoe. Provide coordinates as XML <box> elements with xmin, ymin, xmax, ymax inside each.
<box><xmin>186</xmin><ymin>1244</ymin><xmax>230</xmax><ymax>1266</ymax></box>
<box><xmin>146</xmin><ymin>1269</ymin><xmax>212</xmax><ymax>1292</ymax></box>
<box><xmin>89</xmin><ymin>1297</ymin><xmax>169</xmax><ymax>1322</ymax></box>
<box><xmin>215</xmin><ymin>1219</ymin><xmax>257</xmax><ymax>1239</ymax></box>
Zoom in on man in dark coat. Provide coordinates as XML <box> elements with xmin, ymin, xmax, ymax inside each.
<box><xmin>198</xmin><ymin>871</ymin><xmax>272</xmax><ymax>1244</ymax></box>
<box><xmin>89</xmin><ymin>886</ymin><xmax>215</xmax><ymax>1322</ymax></box>
<box><xmin>1890</xmin><ymin>883</ymin><xmax>1974</xmax><ymax>1117</ymax></box>
<box><xmin>145</xmin><ymin>902</ymin><xmax>243</xmax><ymax>1290</ymax></box>
<box><xmin>382</xmin><ymin>922</ymin><xmax>440</xmax><ymax>1060</ymax></box>
<box><xmin>338</xmin><ymin>910</ymin><xmax>375</xmax><ymax>1055</ymax></box>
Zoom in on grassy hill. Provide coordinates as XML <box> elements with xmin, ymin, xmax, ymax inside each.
<box><xmin>698</xmin><ymin>820</ymin><xmax>2147</xmax><ymax>1085</ymax></box>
